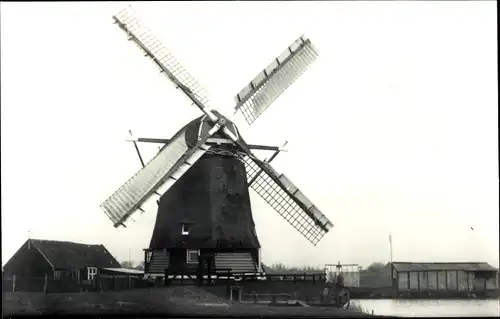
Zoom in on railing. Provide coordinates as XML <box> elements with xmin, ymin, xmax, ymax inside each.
<box><xmin>159</xmin><ymin>268</ymin><xmax>326</xmax><ymax>286</ymax></box>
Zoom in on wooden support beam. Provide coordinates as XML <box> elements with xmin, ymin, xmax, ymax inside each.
<box><xmin>130</xmin><ymin>137</ymin><xmax>286</xmax><ymax>152</ymax></box>
<box><xmin>43</xmin><ymin>273</ymin><xmax>48</xmax><ymax>294</ymax></box>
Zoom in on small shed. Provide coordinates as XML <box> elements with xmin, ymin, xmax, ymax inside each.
<box><xmin>3</xmin><ymin>238</ymin><xmax>121</xmax><ymax>282</ymax></box>
<box><xmin>391</xmin><ymin>262</ymin><xmax>498</xmax><ymax>291</ymax></box>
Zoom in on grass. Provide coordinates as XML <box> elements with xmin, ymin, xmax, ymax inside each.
<box><xmin>3</xmin><ymin>287</ymin><xmax>390</xmax><ymax>317</ymax></box>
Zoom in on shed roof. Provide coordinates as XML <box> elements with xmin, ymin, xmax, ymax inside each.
<box><xmin>30</xmin><ymin>239</ymin><xmax>121</xmax><ymax>269</ymax></box>
<box><xmin>101</xmin><ymin>268</ymin><xmax>144</xmax><ymax>275</ymax></box>
<box><xmin>392</xmin><ymin>262</ymin><xmax>498</xmax><ymax>272</ymax></box>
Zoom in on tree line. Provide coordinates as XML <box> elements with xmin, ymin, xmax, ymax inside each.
<box><xmin>262</xmin><ymin>262</ymin><xmax>388</xmax><ymax>274</ymax></box>
<box><xmin>120</xmin><ymin>260</ymin><xmax>145</xmax><ymax>270</ymax></box>
<box><xmin>120</xmin><ymin>260</ymin><xmax>389</xmax><ymax>274</ymax></box>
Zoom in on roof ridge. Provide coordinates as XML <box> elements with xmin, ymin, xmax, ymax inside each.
<box><xmin>30</xmin><ymin>238</ymin><xmax>101</xmax><ymax>246</ymax></box>
<box><xmin>28</xmin><ymin>238</ymin><xmax>121</xmax><ymax>269</ymax></box>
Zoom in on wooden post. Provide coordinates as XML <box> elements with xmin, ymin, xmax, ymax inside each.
<box><xmin>253</xmin><ymin>294</ymin><xmax>258</xmax><ymax>304</ymax></box>
<box><xmin>43</xmin><ymin>273</ymin><xmax>48</xmax><ymax>294</ymax></box>
<box><xmin>128</xmin><ymin>276</ymin><xmax>131</xmax><ymax>289</ymax></box>
<box><xmin>417</xmin><ymin>272</ymin><xmax>420</xmax><ymax>290</ymax></box>
<box><xmin>272</xmin><ymin>295</ymin><xmax>277</xmax><ymax>304</ymax></box>
<box><xmin>312</xmin><ymin>274</ymin><xmax>316</xmax><ymax>285</ymax></box>
<box><xmin>207</xmin><ymin>258</ymin><xmax>212</xmax><ymax>286</ymax></box>
<box><xmin>12</xmin><ymin>275</ymin><xmax>16</xmax><ymax>292</ymax></box>
<box><xmin>456</xmin><ymin>271</ymin><xmax>459</xmax><ymax>291</ymax></box>
<box><xmin>113</xmin><ymin>276</ymin><xmax>116</xmax><ymax>291</ymax></box>
<box><xmin>465</xmin><ymin>271</ymin><xmax>470</xmax><ymax>291</ymax></box>
<box><xmin>445</xmin><ymin>271</ymin><xmax>449</xmax><ymax>290</ymax></box>
<box><xmin>293</xmin><ymin>274</ymin><xmax>296</xmax><ymax>284</ymax></box>
<box><xmin>198</xmin><ymin>255</ymin><xmax>203</xmax><ymax>286</ymax></box>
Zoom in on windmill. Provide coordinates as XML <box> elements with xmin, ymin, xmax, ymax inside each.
<box><xmin>102</xmin><ymin>6</ymin><xmax>334</xmax><ymax>278</ymax></box>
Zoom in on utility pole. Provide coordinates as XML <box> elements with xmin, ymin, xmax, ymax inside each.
<box><xmin>389</xmin><ymin>234</ymin><xmax>394</xmax><ymax>279</ymax></box>
<box><xmin>389</xmin><ymin>234</ymin><xmax>393</xmax><ymax>264</ymax></box>
<box><xmin>129</xmin><ymin>248</ymin><xmax>131</xmax><ymax>266</ymax></box>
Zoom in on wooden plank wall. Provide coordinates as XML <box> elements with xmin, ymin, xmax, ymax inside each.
<box><xmin>397</xmin><ymin>270</ymin><xmax>472</xmax><ymax>291</ymax></box>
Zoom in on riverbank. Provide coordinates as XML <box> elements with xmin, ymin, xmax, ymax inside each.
<box><xmin>351</xmin><ymin>298</ymin><xmax>500</xmax><ymax>317</ymax></box>
<box><xmin>350</xmin><ymin>287</ymin><xmax>500</xmax><ymax>300</ymax></box>
<box><xmin>2</xmin><ymin>287</ymin><xmax>395</xmax><ymax>317</ymax></box>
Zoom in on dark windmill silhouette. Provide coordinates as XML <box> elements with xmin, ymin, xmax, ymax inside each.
<box><xmin>101</xmin><ymin>6</ymin><xmax>334</xmax><ymax>279</ymax></box>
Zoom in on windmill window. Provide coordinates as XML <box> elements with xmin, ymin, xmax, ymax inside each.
<box><xmin>181</xmin><ymin>224</ymin><xmax>190</xmax><ymax>235</ymax></box>
<box><xmin>186</xmin><ymin>249</ymin><xmax>199</xmax><ymax>264</ymax></box>
<box><xmin>87</xmin><ymin>267</ymin><xmax>98</xmax><ymax>280</ymax></box>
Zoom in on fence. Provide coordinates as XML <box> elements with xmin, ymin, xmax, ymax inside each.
<box><xmin>2</xmin><ymin>275</ymin><xmax>153</xmax><ymax>293</ymax></box>
<box><xmin>3</xmin><ymin>272</ymin><xmax>396</xmax><ymax>295</ymax></box>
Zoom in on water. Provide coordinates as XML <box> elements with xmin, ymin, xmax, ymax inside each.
<box><xmin>352</xmin><ymin>299</ymin><xmax>500</xmax><ymax>317</ymax></box>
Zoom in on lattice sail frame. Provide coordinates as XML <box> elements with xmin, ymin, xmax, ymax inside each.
<box><xmin>101</xmin><ymin>125</ymin><xmax>217</xmax><ymax>228</ymax></box>
<box><xmin>113</xmin><ymin>6</ymin><xmax>213</xmax><ymax>111</ymax></box>
<box><xmin>234</xmin><ymin>36</ymin><xmax>319</xmax><ymax>125</ymax></box>
<box><xmin>242</xmin><ymin>155</ymin><xmax>333</xmax><ymax>245</ymax></box>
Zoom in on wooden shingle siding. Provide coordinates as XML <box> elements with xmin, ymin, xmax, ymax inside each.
<box><xmin>148</xmin><ymin>250</ymin><xmax>170</xmax><ymax>274</ymax></box>
<box><xmin>214</xmin><ymin>252</ymin><xmax>256</xmax><ymax>274</ymax></box>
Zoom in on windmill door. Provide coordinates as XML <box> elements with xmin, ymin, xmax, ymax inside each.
<box><xmin>198</xmin><ymin>254</ymin><xmax>214</xmax><ymax>284</ymax></box>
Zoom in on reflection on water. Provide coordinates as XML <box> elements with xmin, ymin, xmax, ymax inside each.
<box><xmin>352</xmin><ymin>299</ymin><xmax>500</xmax><ymax>317</ymax></box>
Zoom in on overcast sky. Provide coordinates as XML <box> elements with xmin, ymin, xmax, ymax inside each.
<box><xmin>1</xmin><ymin>2</ymin><xmax>498</xmax><ymax>269</ymax></box>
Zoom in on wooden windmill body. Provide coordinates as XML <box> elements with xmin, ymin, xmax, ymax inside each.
<box><xmin>102</xmin><ymin>7</ymin><xmax>334</xmax><ymax>278</ymax></box>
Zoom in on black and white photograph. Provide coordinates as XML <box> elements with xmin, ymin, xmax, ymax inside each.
<box><xmin>1</xmin><ymin>1</ymin><xmax>498</xmax><ymax>317</ymax></box>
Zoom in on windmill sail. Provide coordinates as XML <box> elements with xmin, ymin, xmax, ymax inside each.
<box><xmin>113</xmin><ymin>6</ymin><xmax>212</xmax><ymax>113</ymax></box>
<box><xmin>113</xmin><ymin>6</ymin><xmax>239</xmax><ymax>142</ymax></box>
<box><xmin>242</xmin><ymin>155</ymin><xmax>333</xmax><ymax>245</ymax></box>
<box><xmin>101</xmin><ymin>125</ymin><xmax>220</xmax><ymax>228</ymax></box>
<box><xmin>234</xmin><ymin>36</ymin><xmax>319</xmax><ymax>125</ymax></box>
